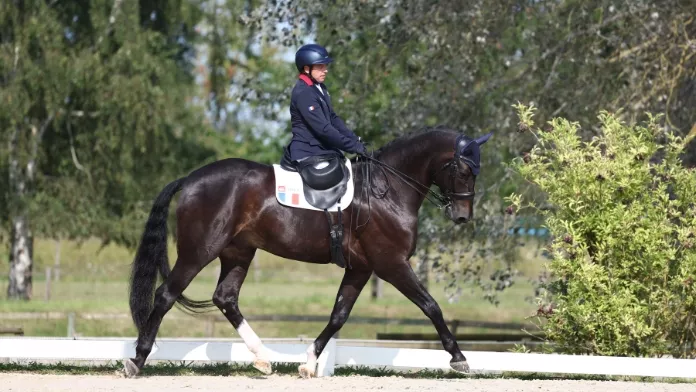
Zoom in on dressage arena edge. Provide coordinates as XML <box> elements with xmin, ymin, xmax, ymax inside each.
<box><xmin>1</xmin><ymin>373</ymin><xmax>695</xmax><ymax>392</ymax></box>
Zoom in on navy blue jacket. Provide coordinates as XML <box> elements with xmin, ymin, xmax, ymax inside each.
<box><xmin>288</xmin><ymin>74</ymin><xmax>363</xmax><ymax>161</ymax></box>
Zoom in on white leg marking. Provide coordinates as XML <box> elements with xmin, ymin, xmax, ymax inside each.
<box><xmin>237</xmin><ymin>319</ymin><xmax>268</xmax><ymax>359</ymax></box>
<box><xmin>305</xmin><ymin>343</ymin><xmax>317</xmax><ymax>369</ymax></box>
<box><xmin>299</xmin><ymin>343</ymin><xmax>317</xmax><ymax>378</ymax></box>
<box><xmin>237</xmin><ymin>319</ymin><xmax>272</xmax><ymax>374</ymax></box>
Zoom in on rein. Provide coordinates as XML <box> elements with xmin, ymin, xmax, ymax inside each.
<box><xmin>360</xmin><ymin>154</ymin><xmax>452</xmax><ymax>209</ymax></box>
<box><xmin>350</xmin><ymin>138</ymin><xmax>477</xmax><ymax>232</ymax></box>
<box><xmin>346</xmin><ymin>136</ymin><xmax>478</xmax><ymax>268</ymax></box>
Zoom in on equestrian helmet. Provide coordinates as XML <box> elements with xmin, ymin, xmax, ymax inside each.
<box><xmin>295</xmin><ymin>44</ymin><xmax>333</xmax><ymax>73</ymax></box>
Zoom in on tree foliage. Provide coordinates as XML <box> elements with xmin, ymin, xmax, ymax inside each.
<box><xmin>239</xmin><ymin>0</ymin><xmax>696</xmax><ymax>304</ymax></box>
<box><xmin>0</xmin><ymin>1</ymin><xmax>221</xmax><ymax>298</ymax></box>
<box><xmin>508</xmin><ymin>104</ymin><xmax>696</xmax><ymax>358</ymax></box>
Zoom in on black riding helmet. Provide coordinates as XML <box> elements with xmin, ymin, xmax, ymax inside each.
<box><xmin>295</xmin><ymin>44</ymin><xmax>333</xmax><ymax>73</ymax></box>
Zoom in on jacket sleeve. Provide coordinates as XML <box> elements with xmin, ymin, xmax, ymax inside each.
<box><xmin>297</xmin><ymin>92</ymin><xmax>360</xmax><ymax>153</ymax></box>
<box><xmin>331</xmin><ymin>109</ymin><xmax>359</xmax><ymax>141</ymax></box>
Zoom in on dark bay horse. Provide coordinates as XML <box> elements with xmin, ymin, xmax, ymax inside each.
<box><xmin>124</xmin><ymin>128</ymin><xmax>492</xmax><ymax>378</ymax></box>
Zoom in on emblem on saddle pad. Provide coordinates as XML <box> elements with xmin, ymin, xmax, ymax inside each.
<box><xmin>277</xmin><ymin>185</ymin><xmax>301</xmax><ymax>205</ymax></box>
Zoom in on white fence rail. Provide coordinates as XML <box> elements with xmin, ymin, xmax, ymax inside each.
<box><xmin>1</xmin><ymin>337</ymin><xmax>695</xmax><ymax>379</ymax></box>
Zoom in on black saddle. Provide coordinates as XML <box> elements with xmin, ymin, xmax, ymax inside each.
<box><xmin>280</xmin><ymin>148</ymin><xmax>349</xmax><ymax>210</ymax></box>
<box><xmin>279</xmin><ymin>147</ymin><xmax>351</xmax><ymax>269</ymax></box>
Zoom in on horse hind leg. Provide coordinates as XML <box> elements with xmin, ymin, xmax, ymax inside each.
<box><xmin>212</xmin><ymin>245</ymin><xmax>272</xmax><ymax>374</ymax></box>
<box><xmin>125</xmin><ymin>255</ymin><xmax>211</xmax><ymax>377</ymax></box>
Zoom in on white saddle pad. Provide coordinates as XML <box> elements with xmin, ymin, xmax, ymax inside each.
<box><xmin>272</xmin><ymin>160</ymin><xmax>354</xmax><ymax>211</ymax></box>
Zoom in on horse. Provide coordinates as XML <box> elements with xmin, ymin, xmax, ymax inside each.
<box><xmin>123</xmin><ymin>127</ymin><xmax>492</xmax><ymax>378</ymax></box>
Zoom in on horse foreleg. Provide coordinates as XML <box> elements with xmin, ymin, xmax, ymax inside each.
<box><xmin>299</xmin><ymin>267</ymin><xmax>372</xmax><ymax>378</ymax></box>
<box><xmin>212</xmin><ymin>246</ymin><xmax>272</xmax><ymax>374</ymax></box>
<box><xmin>375</xmin><ymin>261</ymin><xmax>469</xmax><ymax>373</ymax></box>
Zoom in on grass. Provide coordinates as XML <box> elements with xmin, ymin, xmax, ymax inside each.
<box><xmin>0</xmin><ymin>362</ymin><xmax>693</xmax><ymax>383</ymax></box>
<box><xmin>0</xmin><ymin>276</ymin><xmax>541</xmax><ymax>338</ymax></box>
<box><xmin>0</xmin><ymin>236</ymin><xmax>547</xmax><ymax>339</ymax></box>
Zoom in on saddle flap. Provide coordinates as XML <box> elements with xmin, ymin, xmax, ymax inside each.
<box><xmin>302</xmin><ymin>162</ymin><xmax>350</xmax><ymax>209</ymax></box>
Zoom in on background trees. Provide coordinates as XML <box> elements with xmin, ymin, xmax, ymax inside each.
<box><xmin>2</xmin><ymin>1</ymin><xmax>694</xmax><ymax>313</ymax></box>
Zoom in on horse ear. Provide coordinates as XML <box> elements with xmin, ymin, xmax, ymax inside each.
<box><xmin>475</xmin><ymin>132</ymin><xmax>493</xmax><ymax>146</ymax></box>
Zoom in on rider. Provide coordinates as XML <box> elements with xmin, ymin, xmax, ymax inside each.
<box><xmin>287</xmin><ymin>43</ymin><xmax>366</xmax><ymax>163</ymax></box>
<box><xmin>286</xmin><ymin>44</ymin><xmax>365</xmax><ymax>270</ymax></box>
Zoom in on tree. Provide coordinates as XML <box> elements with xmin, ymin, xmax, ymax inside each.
<box><xmin>0</xmin><ymin>0</ymin><xmax>215</xmax><ymax>299</ymax></box>
<box><xmin>194</xmin><ymin>0</ymin><xmax>295</xmax><ymax>164</ymax></box>
<box><xmin>238</xmin><ymin>0</ymin><xmax>696</xmax><ymax>303</ymax></box>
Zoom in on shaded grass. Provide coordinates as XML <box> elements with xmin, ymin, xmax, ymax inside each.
<box><xmin>0</xmin><ymin>362</ymin><xmax>693</xmax><ymax>383</ymax></box>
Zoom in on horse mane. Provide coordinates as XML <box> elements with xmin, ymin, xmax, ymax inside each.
<box><xmin>372</xmin><ymin>125</ymin><xmax>461</xmax><ymax>159</ymax></box>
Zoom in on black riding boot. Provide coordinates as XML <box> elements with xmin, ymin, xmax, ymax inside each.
<box><xmin>325</xmin><ymin>207</ymin><xmax>346</xmax><ymax>268</ymax></box>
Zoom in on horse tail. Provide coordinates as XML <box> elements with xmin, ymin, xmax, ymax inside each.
<box><xmin>128</xmin><ymin>177</ymin><xmax>214</xmax><ymax>333</ymax></box>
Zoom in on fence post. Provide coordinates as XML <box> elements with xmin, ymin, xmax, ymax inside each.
<box><xmin>371</xmin><ymin>273</ymin><xmax>383</xmax><ymax>300</ymax></box>
<box><xmin>54</xmin><ymin>238</ymin><xmax>61</xmax><ymax>282</ymax></box>
<box><xmin>252</xmin><ymin>255</ymin><xmax>260</xmax><ymax>282</ymax></box>
<box><xmin>205</xmin><ymin>316</ymin><xmax>215</xmax><ymax>337</ymax></box>
<box><xmin>45</xmin><ymin>267</ymin><xmax>52</xmax><ymax>301</ymax></box>
<box><xmin>450</xmin><ymin>319</ymin><xmax>460</xmax><ymax>336</ymax></box>
<box><xmin>316</xmin><ymin>338</ymin><xmax>337</xmax><ymax>377</ymax></box>
<box><xmin>67</xmin><ymin>312</ymin><xmax>75</xmax><ymax>338</ymax></box>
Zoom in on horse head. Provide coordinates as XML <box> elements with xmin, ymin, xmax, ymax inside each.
<box><xmin>368</xmin><ymin>128</ymin><xmax>493</xmax><ymax>224</ymax></box>
<box><xmin>432</xmin><ymin>131</ymin><xmax>492</xmax><ymax>224</ymax></box>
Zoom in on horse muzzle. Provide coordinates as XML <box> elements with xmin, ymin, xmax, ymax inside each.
<box><xmin>445</xmin><ymin>205</ymin><xmax>471</xmax><ymax>224</ymax></box>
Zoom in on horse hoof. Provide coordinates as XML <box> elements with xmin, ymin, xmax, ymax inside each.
<box><xmin>298</xmin><ymin>363</ymin><xmax>315</xmax><ymax>379</ymax></box>
<box><xmin>123</xmin><ymin>359</ymin><xmax>140</xmax><ymax>378</ymax></box>
<box><xmin>450</xmin><ymin>360</ymin><xmax>470</xmax><ymax>373</ymax></box>
<box><xmin>253</xmin><ymin>358</ymin><xmax>273</xmax><ymax>375</ymax></box>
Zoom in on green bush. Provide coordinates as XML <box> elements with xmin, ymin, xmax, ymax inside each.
<box><xmin>507</xmin><ymin>104</ymin><xmax>696</xmax><ymax>358</ymax></box>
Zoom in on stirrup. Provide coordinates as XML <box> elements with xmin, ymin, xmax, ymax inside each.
<box><xmin>325</xmin><ymin>206</ymin><xmax>346</xmax><ymax>268</ymax></box>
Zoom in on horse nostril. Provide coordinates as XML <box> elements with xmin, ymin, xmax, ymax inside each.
<box><xmin>456</xmin><ymin>217</ymin><xmax>468</xmax><ymax>224</ymax></box>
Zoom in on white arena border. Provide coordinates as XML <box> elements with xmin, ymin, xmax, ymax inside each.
<box><xmin>1</xmin><ymin>337</ymin><xmax>694</xmax><ymax>379</ymax></box>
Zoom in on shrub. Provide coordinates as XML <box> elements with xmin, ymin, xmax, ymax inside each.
<box><xmin>507</xmin><ymin>104</ymin><xmax>696</xmax><ymax>358</ymax></box>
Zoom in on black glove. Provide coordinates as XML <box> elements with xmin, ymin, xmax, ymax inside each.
<box><xmin>354</xmin><ymin>141</ymin><xmax>368</xmax><ymax>156</ymax></box>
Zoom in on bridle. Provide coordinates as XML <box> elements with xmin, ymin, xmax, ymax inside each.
<box><xmin>347</xmin><ymin>134</ymin><xmax>477</xmax><ymax>267</ymax></box>
<box><xmin>432</xmin><ymin>134</ymin><xmax>477</xmax><ymax>204</ymax></box>
<box><xmin>359</xmin><ymin>134</ymin><xmax>477</xmax><ymax>211</ymax></box>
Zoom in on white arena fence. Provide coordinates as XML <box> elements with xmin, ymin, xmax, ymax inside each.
<box><xmin>0</xmin><ymin>337</ymin><xmax>695</xmax><ymax>379</ymax></box>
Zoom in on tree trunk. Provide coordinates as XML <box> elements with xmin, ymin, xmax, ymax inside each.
<box><xmin>7</xmin><ymin>143</ymin><xmax>33</xmax><ymax>300</ymax></box>
<box><xmin>6</xmin><ymin>116</ymin><xmax>53</xmax><ymax>300</ymax></box>
<box><xmin>7</xmin><ymin>215</ymin><xmax>33</xmax><ymax>300</ymax></box>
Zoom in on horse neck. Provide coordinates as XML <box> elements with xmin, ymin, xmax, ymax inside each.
<box><xmin>377</xmin><ymin>132</ymin><xmax>454</xmax><ymax>208</ymax></box>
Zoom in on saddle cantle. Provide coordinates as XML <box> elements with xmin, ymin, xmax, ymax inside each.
<box><xmin>298</xmin><ymin>156</ymin><xmax>344</xmax><ymax>190</ymax></box>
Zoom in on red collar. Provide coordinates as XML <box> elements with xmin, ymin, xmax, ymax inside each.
<box><xmin>299</xmin><ymin>74</ymin><xmax>313</xmax><ymax>86</ymax></box>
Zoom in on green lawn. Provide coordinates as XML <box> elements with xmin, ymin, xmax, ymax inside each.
<box><xmin>0</xmin><ymin>237</ymin><xmax>546</xmax><ymax>339</ymax></box>
<box><xmin>0</xmin><ymin>277</ymin><xmax>540</xmax><ymax>339</ymax></box>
